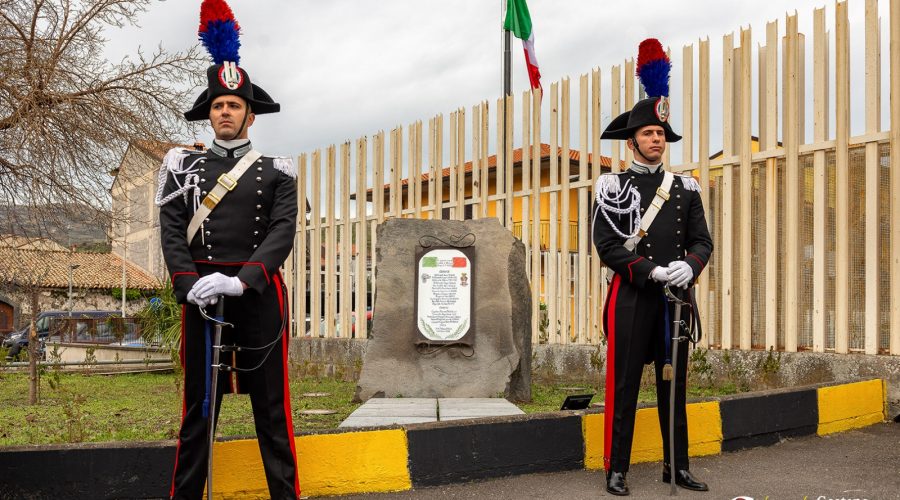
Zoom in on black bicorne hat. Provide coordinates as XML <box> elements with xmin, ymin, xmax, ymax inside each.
<box><xmin>600</xmin><ymin>97</ymin><xmax>681</xmax><ymax>143</ymax></box>
<box><xmin>183</xmin><ymin>63</ymin><xmax>280</xmax><ymax>122</ymax></box>
<box><xmin>601</xmin><ymin>38</ymin><xmax>681</xmax><ymax>143</ymax></box>
<box><xmin>184</xmin><ymin>0</ymin><xmax>280</xmax><ymax>122</ymax></box>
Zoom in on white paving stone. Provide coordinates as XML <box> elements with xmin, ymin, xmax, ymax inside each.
<box><xmin>339</xmin><ymin>397</ymin><xmax>524</xmax><ymax>427</ymax></box>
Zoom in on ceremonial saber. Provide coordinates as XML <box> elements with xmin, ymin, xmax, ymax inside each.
<box><xmin>664</xmin><ymin>285</ymin><xmax>689</xmax><ymax>496</ymax></box>
<box><xmin>206</xmin><ymin>297</ymin><xmax>225</xmax><ymax>500</ymax></box>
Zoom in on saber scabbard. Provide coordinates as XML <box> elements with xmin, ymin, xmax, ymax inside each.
<box><xmin>664</xmin><ymin>285</ymin><xmax>690</xmax><ymax>496</ymax></box>
<box><xmin>206</xmin><ymin>298</ymin><xmax>225</xmax><ymax>500</ymax></box>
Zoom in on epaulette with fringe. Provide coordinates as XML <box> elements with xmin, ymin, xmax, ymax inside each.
<box><xmin>270</xmin><ymin>155</ymin><xmax>297</xmax><ymax>179</ymax></box>
<box><xmin>677</xmin><ymin>174</ymin><xmax>701</xmax><ymax>193</ymax></box>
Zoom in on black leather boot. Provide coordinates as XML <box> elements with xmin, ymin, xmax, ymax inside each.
<box><xmin>662</xmin><ymin>466</ymin><xmax>709</xmax><ymax>491</ymax></box>
<box><xmin>606</xmin><ymin>470</ymin><xmax>629</xmax><ymax>496</ymax></box>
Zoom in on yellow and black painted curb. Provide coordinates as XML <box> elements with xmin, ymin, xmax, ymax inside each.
<box><xmin>0</xmin><ymin>379</ymin><xmax>887</xmax><ymax>499</ymax></box>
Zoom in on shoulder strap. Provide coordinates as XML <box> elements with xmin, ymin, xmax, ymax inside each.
<box><xmin>623</xmin><ymin>171</ymin><xmax>674</xmax><ymax>251</ymax></box>
<box><xmin>186</xmin><ymin>149</ymin><xmax>263</xmax><ymax>243</ymax></box>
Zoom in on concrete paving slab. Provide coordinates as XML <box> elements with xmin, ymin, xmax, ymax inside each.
<box><xmin>363</xmin><ymin>398</ymin><xmax>435</xmax><ymax>405</ymax></box>
<box><xmin>338</xmin><ymin>416</ymin><xmax>437</xmax><ymax>428</ymax></box>
<box><xmin>340</xmin><ymin>398</ymin><xmax>524</xmax><ymax>427</ymax></box>
<box><xmin>438</xmin><ymin>398</ymin><xmax>515</xmax><ymax>406</ymax></box>
<box><xmin>350</xmin><ymin>407</ymin><xmax>437</xmax><ymax>417</ymax></box>
<box><xmin>438</xmin><ymin>398</ymin><xmax>524</xmax><ymax>419</ymax></box>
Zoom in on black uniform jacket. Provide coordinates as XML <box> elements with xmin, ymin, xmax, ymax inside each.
<box><xmin>592</xmin><ymin>169</ymin><xmax>713</xmax><ymax>288</ymax></box>
<box><xmin>159</xmin><ymin>144</ymin><xmax>298</xmax><ymax>303</ymax></box>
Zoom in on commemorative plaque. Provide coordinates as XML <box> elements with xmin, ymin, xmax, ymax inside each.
<box><xmin>415</xmin><ymin>246</ymin><xmax>475</xmax><ymax>346</ymax></box>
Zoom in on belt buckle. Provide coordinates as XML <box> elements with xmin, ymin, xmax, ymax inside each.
<box><xmin>202</xmin><ymin>192</ymin><xmax>221</xmax><ymax>209</ymax></box>
<box><xmin>655</xmin><ymin>187</ymin><xmax>670</xmax><ymax>200</ymax></box>
<box><xmin>217</xmin><ymin>173</ymin><xmax>238</xmax><ymax>191</ymax></box>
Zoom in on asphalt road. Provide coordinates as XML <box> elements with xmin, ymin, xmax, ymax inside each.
<box><xmin>337</xmin><ymin>422</ymin><xmax>900</xmax><ymax>500</ymax></box>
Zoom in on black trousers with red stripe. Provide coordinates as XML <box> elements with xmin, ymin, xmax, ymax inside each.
<box><xmin>170</xmin><ymin>271</ymin><xmax>300</xmax><ymax>500</ymax></box>
<box><xmin>602</xmin><ymin>274</ymin><xmax>690</xmax><ymax>473</ymax></box>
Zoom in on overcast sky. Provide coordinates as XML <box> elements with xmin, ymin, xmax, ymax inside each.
<box><xmin>105</xmin><ymin>0</ymin><xmax>891</xmax><ymax>165</ymax></box>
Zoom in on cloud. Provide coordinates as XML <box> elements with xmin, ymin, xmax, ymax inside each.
<box><xmin>104</xmin><ymin>0</ymin><xmax>881</xmax><ymax>158</ymax></box>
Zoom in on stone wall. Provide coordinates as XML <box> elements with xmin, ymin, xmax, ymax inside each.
<box><xmin>289</xmin><ymin>337</ymin><xmax>900</xmax><ymax>416</ymax></box>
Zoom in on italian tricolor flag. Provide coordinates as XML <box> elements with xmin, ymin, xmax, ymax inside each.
<box><xmin>503</xmin><ymin>0</ymin><xmax>542</xmax><ymax>91</ymax></box>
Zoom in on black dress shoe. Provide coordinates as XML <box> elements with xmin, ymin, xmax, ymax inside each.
<box><xmin>662</xmin><ymin>467</ymin><xmax>709</xmax><ymax>491</ymax></box>
<box><xmin>606</xmin><ymin>470</ymin><xmax>630</xmax><ymax>496</ymax></box>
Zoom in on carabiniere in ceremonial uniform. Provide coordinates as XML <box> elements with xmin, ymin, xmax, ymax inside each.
<box><xmin>156</xmin><ymin>1</ymin><xmax>301</xmax><ymax>498</ymax></box>
<box><xmin>592</xmin><ymin>38</ymin><xmax>713</xmax><ymax>497</ymax></box>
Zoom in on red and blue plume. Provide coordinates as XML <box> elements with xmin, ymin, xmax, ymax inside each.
<box><xmin>636</xmin><ymin>38</ymin><xmax>670</xmax><ymax>98</ymax></box>
<box><xmin>198</xmin><ymin>0</ymin><xmax>241</xmax><ymax>65</ymax></box>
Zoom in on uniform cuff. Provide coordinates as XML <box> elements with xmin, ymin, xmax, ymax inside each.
<box><xmin>171</xmin><ymin>272</ymin><xmax>199</xmax><ymax>304</ymax></box>
<box><xmin>237</xmin><ymin>263</ymin><xmax>270</xmax><ymax>294</ymax></box>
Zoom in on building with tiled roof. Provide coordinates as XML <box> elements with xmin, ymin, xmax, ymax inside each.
<box><xmin>0</xmin><ymin>247</ymin><xmax>161</xmax><ymax>334</ymax></box>
<box><xmin>356</xmin><ymin>144</ymin><xmax>623</xmax><ymax>249</ymax></box>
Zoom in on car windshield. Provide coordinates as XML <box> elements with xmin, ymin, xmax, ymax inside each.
<box><xmin>35</xmin><ymin>316</ymin><xmax>49</xmax><ymax>331</ymax></box>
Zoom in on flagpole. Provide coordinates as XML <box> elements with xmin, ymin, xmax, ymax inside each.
<box><xmin>501</xmin><ymin>0</ymin><xmax>511</xmax><ymax>224</ymax></box>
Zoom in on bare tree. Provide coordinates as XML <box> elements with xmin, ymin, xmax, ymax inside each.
<box><xmin>0</xmin><ymin>0</ymin><xmax>205</xmax><ymax>236</ymax></box>
<box><xmin>0</xmin><ymin>267</ymin><xmax>50</xmax><ymax>405</ymax></box>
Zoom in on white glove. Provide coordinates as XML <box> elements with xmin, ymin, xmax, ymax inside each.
<box><xmin>192</xmin><ymin>273</ymin><xmax>244</xmax><ymax>300</ymax></box>
<box><xmin>650</xmin><ymin>266</ymin><xmax>670</xmax><ymax>283</ymax></box>
<box><xmin>186</xmin><ymin>289</ymin><xmax>218</xmax><ymax>309</ymax></box>
<box><xmin>667</xmin><ymin>260</ymin><xmax>694</xmax><ymax>289</ymax></box>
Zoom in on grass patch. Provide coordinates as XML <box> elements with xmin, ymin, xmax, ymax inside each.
<box><xmin>0</xmin><ymin>369</ymin><xmax>742</xmax><ymax>447</ymax></box>
<box><xmin>0</xmin><ymin>371</ymin><xmax>360</xmax><ymax>447</ymax></box>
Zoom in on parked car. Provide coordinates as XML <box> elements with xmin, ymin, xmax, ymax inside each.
<box><xmin>3</xmin><ymin>310</ymin><xmax>122</xmax><ymax>360</ymax></box>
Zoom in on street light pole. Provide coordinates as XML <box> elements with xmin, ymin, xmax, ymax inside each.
<box><xmin>67</xmin><ymin>264</ymin><xmax>80</xmax><ymax>317</ymax></box>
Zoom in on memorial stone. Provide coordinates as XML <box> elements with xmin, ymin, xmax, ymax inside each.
<box><xmin>354</xmin><ymin>218</ymin><xmax>531</xmax><ymax>402</ymax></box>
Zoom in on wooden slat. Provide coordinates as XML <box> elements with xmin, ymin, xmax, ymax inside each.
<box><xmin>449</xmin><ymin>111</ymin><xmax>458</xmax><ymax>220</ymax></box>
<box><xmin>372</xmin><ymin>133</ymin><xmax>384</xmax><ymax>304</ymax></box>
<box><xmin>297</xmin><ymin>154</ymin><xmax>308</xmax><ymax>337</ymax></box>
<box><xmin>892</xmin><ymin>0</ymin><xmax>900</xmax><ymax>355</ymax></box>
<box><xmin>721</xmin><ymin>32</ymin><xmax>734</xmax><ymax>350</ymax></box>
<box><xmin>496</xmin><ymin>98</ymin><xmax>505</xmax><ymax>223</ymax></box>
<box><xmin>698</xmin><ymin>38</ymin><xmax>710</xmax><ymax>348</ymax></box>
<box><xmin>834</xmin><ymin>2</ymin><xmax>849</xmax><ymax>353</ymax></box>
<box><xmin>505</xmin><ymin>95</ymin><xmax>515</xmax><ymax>228</ymax></box>
<box><xmin>664</xmin><ymin>48</ymin><xmax>672</xmax><ymax>169</ymax></box>
<box><xmin>436</xmin><ymin>115</ymin><xmax>445</xmax><ymax>220</ymax></box>
<box><xmin>471</xmin><ymin>106</ymin><xmax>481</xmax><ymax>221</ymax></box>
<box><xmin>521</xmin><ymin>91</ymin><xmax>532</xmax><ymax>287</ymax></box>
<box><xmin>591</xmin><ymin>67</ymin><xmax>603</xmax><ymax>344</ymax></box>
<box><xmin>480</xmin><ymin>103</ymin><xmax>490</xmax><ymax>219</ymax></box>
<box><xmin>864</xmin><ymin>0</ymin><xmax>881</xmax><ymax>354</ymax></box>
<box><xmin>310</xmin><ymin>150</ymin><xmax>322</xmax><ymax>340</ymax></box>
<box><xmin>683</xmin><ymin>45</ymin><xmax>694</xmax><ymax>166</ymax></box>
<box><xmin>548</xmin><ymin>82</ymin><xmax>559</xmax><ymax>344</ymax></box>
<box><xmin>389</xmin><ymin>129</ymin><xmax>399</xmax><ymax>219</ymax></box>
<box><xmin>624</xmin><ymin>58</ymin><xmax>635</xmax><ymax>166</ymax></box>
<box><xmin>739</xmin><ymin>28</ymin><xmax>752</xmax><ymax>351</ymax></box>
<box><xmin>325</xmin><ymin>146</ymin><xmax>337</xmax><ymax>338</ymax></box>
<box><xmin>374</xmin><ymin>132</ymin><xmax>385</xmax><ymax>224</ymax></box>
<box><xmin>356</xmin><ymin>137</ymin><xmax>368</xmax><ymax>340</ymax></box>
<box><xmin>611</xmin><ymin>65</ymin><xmax>622</xmax><ymax>173</ymax></box>
<box><xmin>457</xmin><ymin>109</ymin><xmax>466</xmax><ymax>220</ymax></box>
<box><xmin>531</xmin><ymin>88</ymin><xmax>542</xmax><ymax>346</ymax></box>
<box><xmin>340</xmin><ymin>142</ymin><xmax>352</xmax><ymax>339</ymax></box>
<box><xmin>577</xmin><ymin>73</ymin><xmax>589</xmax><ymax>344</ymax></box>
<box><xmin>560</xmin><ymin>78</ymin><xmax>571</xmax><ymax>344</ymax></box>
<box><xmin>765</xmin><ymin>20</ymin><xmax>779</xmax><ymax>351</ymax></box>
<box><xmin>412</xmin><ymin>121</ymin><xmax>423</xmax><ymax>219</ymax></box>
<box><xmin>428</xmin><ymin>118</ymin><xmax>437</xmax><ymax>219</ymax></box>
<box><xmin>784</xmin><ymin>12</ymin><xmax>801</xmax><ymax>352</ymax></box>
<box><xmin>813</xmin><ymin>7</ymin><xmax>829</xmax><ymax>353</ymax></box>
